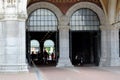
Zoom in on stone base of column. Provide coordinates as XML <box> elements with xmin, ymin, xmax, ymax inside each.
<box><xmin>56</xmin><ymin>57</ymin><xmax>73</xmax><ymax>67</ymax></box>
<box><xmin>99</xmin><ymin>57</ymin><xmax>110</xmax><ymax>67</ymax></box>
<box><xmin>99</xmin><ymin>57</ymin><xmax>120</xmax><ymax>67</ymax></box>
<box><xmin>0</xmin><ymin>64</ymin><xmax>28</xmax><ymax>72</ymax></box>
<box><xmin>110</xmin><ymin>58</ymin><xmax>120</xmax><ymax>66</ymax></box>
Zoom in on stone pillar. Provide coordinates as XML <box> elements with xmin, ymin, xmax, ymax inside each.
<box><xmin>0</xmin><ymin>19</ymin><xmax>5</xmax><ymax>71</ymax></box>
<box><xmin>0</xmin><ymin>0</ymin><xmax>4</xmax><ymax>70</ymax></box>
<box><xmin>0</xmin><ymin>1</ymin><xmax>28</xmax><ymax>72</ymax></box>
<box><xmin>18</xmin><ymin>20</ymin><xmax>28</xmax><ymax>71</ymax></box>
<box><xmin>57</xmin><ymin>25</ymin><xmax>73</xmax><ymax>67</ymax></box>
<box><xmin>100</xmin><ymin>24</ymin><xmax>120</xmax><ymax>66</ymax></box>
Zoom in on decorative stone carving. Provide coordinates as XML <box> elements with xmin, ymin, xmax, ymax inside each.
<box><xmin>100</xmin><ymin>24</ymin><xmax>119</xmax><ymax>30</ymax></box>
<box><xmin>18</xmin><ymin>0</ymin><xmax>27</xmax><ymax>19</ymax></box>
<box><xmin>58</xmin><ymin>15</ymin><xmax>70</xmax><ymax>31</ymax></box>
<box><xmin>0</xmin><ymin>0</ymin><xmax>4</xmax><ymax>20</ymax></box>
<box><xmin>7</xmin><ymin>0</ymin><xmax>16</xmax><ymax>5</ymax></box>
<box><xmin>58</xmin><ymin>26</ymin><xmax>69</xmax><ymax>31</ymax></box>
<box><xmin>17</xmin><ymin>13</ymin><xmax>27</xmax><ymax>20</ymax></box>
<box><xmin>59</xmin><ymin>15</ymin><xmax>69</xmax><ymax>25</ymax></box>
<box><xmin>112</xmin><ymin>21</ymin><xmax>120</xmax><ymax>29</ymax></box>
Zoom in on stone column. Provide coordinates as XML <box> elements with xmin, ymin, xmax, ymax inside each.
<box><xmin>100</xmin><ymin>24</ymin><xmax>120</xmax><ymax>66</ymax></box>
<box><xmin>0</xmin><ymin>19</ymin><xmax>5</xmax><ymax>71</ymax></box>
<box><xmin>57</xmin><ymin>25</ymin><xmax>73</xmax><ymax>67</ymax></box>
<box><xmin>0</xmin><ymin>0</ymin><xmax>5</xmax><ymax>71</ymax></box>
<box><xmin>18</xmin><ymin>20</ymin><xmax>28</xmax><ymax>71</ymax></box>
<box><xmin>0</xmin><ymin>1</ymin><xmax>28</xmax><ymax>72</ymax></box>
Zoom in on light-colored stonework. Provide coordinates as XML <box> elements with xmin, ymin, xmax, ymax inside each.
<box><xmin>0</xmin><ymin>0</ymin><xmax>120</xmax><ymax>72</ymax></box>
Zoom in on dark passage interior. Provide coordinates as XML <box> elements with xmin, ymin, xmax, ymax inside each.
<box><xmin>70</xmin><ymin>31</ymin><xmax>101</xmax><ymax>66</ymax></box>
<box><xmin>26</xmin><ymin>31</ymin><xmax>59</xmax><ymax>66</ymax></box>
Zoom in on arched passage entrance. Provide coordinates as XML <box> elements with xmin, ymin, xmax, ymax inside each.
<box><xmin>43</xmin><ymin>40</ymin><xmax>56</xmax><ymax>64</ymax></box>
<box><xmin>30</xmin><ymin>40</ymin><xmax>40</xmax><ymax>54</ymax></box>
<box><xmin>26</xmin><ymin>8</ymin><xmax>59</xmax><ymax>66</ymax></box>
<box><xmin>69</xmin><ymin>8</ymin><xmax>101</xmax><ymax>66</ymax></box>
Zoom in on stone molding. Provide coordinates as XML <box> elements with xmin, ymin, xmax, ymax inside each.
<box><xmin>0</xmin><ymin>64</ymin><xmax>28</xmax><ymax>72</ymax></box>
<box><xmin>0</xmin><ymin>14</ymin><xmax>27</xmax><ymax>21</ymax></box>
<box><xmin>0</xmin><ymin>0</ymin><xmax>27</xmax><ymax>20</ymax></box>
<box><xmin>17</xmin><ymin>0</ymin><xmax>27</xmax><ymax>20</ymax></box>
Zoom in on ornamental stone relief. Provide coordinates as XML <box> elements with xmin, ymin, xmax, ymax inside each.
<box><xmin>7</xmin><ymin>0</ymin><xmax>16</xmax><ymax>4</ymax></box>
<box><xmin>0</xmin><ymin>0</ymin><xmax>4</xmax><ymax>19</ymax></box>
<box><xmin>5</xmin><ymin>0</ymin><xmax>17</xmax><ymax>7</ymax></box>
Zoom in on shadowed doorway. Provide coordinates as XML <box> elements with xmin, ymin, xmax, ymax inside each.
<box><xmin>69</xmin><ymin>8</ymin><xmax>101</xmax><ymax>66</ymax></box>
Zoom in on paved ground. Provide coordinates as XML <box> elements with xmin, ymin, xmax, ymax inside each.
<box><xmin>0</xmin><ymin>66</ymin><xmax>120</xmax><ymax>80</ymax></box>
<box><xmin>38</xmin><ymin>66</ymin><xmax>120</xmax><ymax>80</ymax></box>
<box><xmin>0</xmin><ymin>72</ymin><xmax>36</xmax><ymax>80</ymax></box>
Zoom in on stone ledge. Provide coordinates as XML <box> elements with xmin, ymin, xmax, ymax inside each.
<box><xmin>0</xmin><ymin>64</ymin><xmax>28</xmax><ymax>72</ymax></box>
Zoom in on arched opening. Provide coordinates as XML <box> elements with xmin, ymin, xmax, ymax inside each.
<box><xmin>30</xmin><ymin>40</ymin><xmax>40</xmax><ymax>62</ymax></box>
<box><xmin>30</xmin><ymin>40</ymin><xmax>40</xmax><ymax>54</ymax></box>
<box><xmin>43</xmin><ymin>40</ymin><xmax>56</xmax><ymax>64</ymax></box>
<box><xmin>69</xmin><ymin>8</ymin><xmax>101</xmax><ymax>66</ymax></box>
<box><xmin>26</xmin><ymin>8</ymin><xmax>59</xmax><ymax>66</ymax></box>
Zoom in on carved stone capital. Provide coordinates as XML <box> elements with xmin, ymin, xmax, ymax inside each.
<box><xmin>59</xmin><ymin>15</ymin><xmax>69</xmax><ymax>26</ymax></box>
<box><xmin>6</xmin><ymin>0</ymin><xmax>16</xmax><ymax>7</ymax></box>
<box><xmin>4</xmin><ymin>14</ymin><xmax>17</xmax><ymax>20</ymax></box>
<box><xmin>58</xmin><ymin>26</ymin><xmax>70</xmax><ymax>31</ymax></box>
<box><xmin>100</xmin><ymin>24</ymin><xmax>119</xmax><ymax>30</ymax></box>
<box><xmin>112</xmin><ymin>21</ymin><xmax>120</xmax><ymax>29</ymax></box>
<box><xmin>17</xmin><ymin>13</ymin><xmax>27</xmax><ymax>20</ymax></box>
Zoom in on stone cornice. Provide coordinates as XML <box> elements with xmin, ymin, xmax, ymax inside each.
<box><xmin>0</xmin><ymin>14</ymin><xmax>27</xmax><ymax>21</ymax></box>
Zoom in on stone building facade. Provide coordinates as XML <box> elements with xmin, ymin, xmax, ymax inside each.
<box><xmin>0</xmin><ymin>0</ymin><xmax>120</xmax><ymax>72</ymax></box>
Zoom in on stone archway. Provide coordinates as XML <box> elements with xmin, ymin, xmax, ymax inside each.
<box><xmin>27</xmin><ymin>2</ymin><xmax>64</xmax><ymax>67</ymax></box>
<box><xmin>66</xmin><ymin>2</ymin><xmax>107</xmax><ymax>66</ymax></box>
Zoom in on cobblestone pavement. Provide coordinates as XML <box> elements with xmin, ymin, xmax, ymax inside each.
<box><xmin>0</xmin><ymin>66</ymin><xmax>120</xmax><ymax>80</ymax></box>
